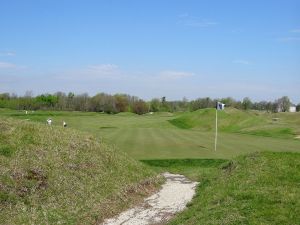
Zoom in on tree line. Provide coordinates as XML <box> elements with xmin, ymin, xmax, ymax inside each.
<box><xmin>0</xmin><ymin>92</ymin><xmax>299</xmax><ymax>114</ymax></box>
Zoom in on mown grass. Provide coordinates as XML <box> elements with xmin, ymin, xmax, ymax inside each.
<box><xmin>169</xmin><ymin>108</ymin><xmax>300</xmax><ymax>139</ymax></box>
<box><xmin>159</xmin><ymin>152</ymin><xmax>300</xmax><ymax>225</ymax></box>
<box><xmin>0</xmin><ymin>108</ymin><xmax>299</xmax><ymax>159</ymax></box>
<box><xmin>0</xmin><ymin>117</ymin><xmax>161</xmax><ymax>225</ymax></box>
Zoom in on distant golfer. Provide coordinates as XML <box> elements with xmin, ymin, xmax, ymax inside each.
<box><xmin>47</xmin><ymin>118</ymin><xmax>52</xmax><ymax>126</ymax></box>
<box><xmin>63</xmin><ymin>121</ymin><xmax>67</xmax><ymax>127</ymax></box>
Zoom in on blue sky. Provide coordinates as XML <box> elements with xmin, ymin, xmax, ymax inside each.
<box><xmin>0</xmin><ymin>0</ymin><xmax>299</xmax><ymax>103</ymax></box>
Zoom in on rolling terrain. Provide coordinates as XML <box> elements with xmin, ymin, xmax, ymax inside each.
<box><xmin>0</xmin><ymin>117</ymin><xmax>160</xmax><ymax>224</ymax></box>
<box><xmin>163</xmin><ymin>152</ymin><xmax>300</xmax><ymax>225</ymax></box>
<box><xmin>1</xmin><ymin>108</ymin><xmax>299</xmax><ymax>224</ymax></box>
<box><xmin>1</xmin><ymin>108</ymin><xmax>299</xmax><ymax>159</ymax></box>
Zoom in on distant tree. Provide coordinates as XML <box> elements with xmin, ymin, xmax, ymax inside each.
<box><xmin>114</xmin><ymin>94</ymin><xmax>129</xmax><ymax>112</ymax></box>
<box><xmin>55</xmin><ymin>92</ymin><xmax>67</xmax><ymax>110</ymax></box>
<box><xmin>132</xmin><ymin>100</ymin><xmax>148</xmax><ymax>115</ymax></box>
<box><xmin>150</xmin><ymin>98</ymin><xmax>161</xmax><ymax>112</ymax></box>
<box><xmin>161</xmin><ymin>96</ymin><xmax>166</xmax><ymax>105</ymax></box>
<box><xmin>189</xmin><ymin>97</ymin><xmax>214</xmax><ymax>111</ymax></box>
<box><xmin>67</xmin><ymin>92</ymin><xmax>75</xmax><ymax>109</ymax></box>
<box><xmin>89</xmin><ymin>93</ymin><xmax>105</xmax><ymax>112</ymax></box>
<box><xmin>160</xmin><ymin>96</ymin><xmax>171</xmax><ymax>112</ymax></box>
<box><xmin>24</xmin><ymin>90</ymin><xmax>33</xmax><ymax>98</ymax></box>
<box><xmin>242</xmin><ymin>97</ymin><xmax>252</xmax><ymax>110</ymax></box>
<box><xmin>181</xmin><ymin>97</ymin><xmax>189</xmax><ymax>110</ymax></box>
<box><xmin>103</xmin><ymin>95</ymin><xmax>117</xmax><ymax>114</ymax></box>
<box><xmin>263</xmin><ymin>101</ymin><xmax>272</xmax><ymax>112</ymax></box>
<box><xmin>73</xmin><ymin>93</ymin><xmax>89</xmax><ymax>111</ymax></box>
<box><xmin>127</xmin><ymin>95</ymin><xmax>139</xmax><ymax>112</ymax></box>
<box><xmin>0</xmin><ymin>93</ymin><xmax>10</xmax><ymax>100</ymax></box>
<box><xmin>0</xmin><ymin>93</ymin><xmax>10</xmax><ymax>108</ymax></box>
<box><xmin>35</xmin><ymin>94</ymin><xmax>58</xmax><ymax>108</ymax></box>
<box><xmin>220</xmin><ymin>97</ymin><xmax>236</xmax><ymax>107</ymax></box>
<box><xmin>276</xmin><ymin>96</ymin><xmax>291</xmax><ymax>112</ymax></box>
<box><xmin>10</xmin><ymin>93</ymin><xmax>18</xmax><ymax>99</ymax></box>
<box><xmin>296</xmin><ymin>104</ymin><xmax>300</xmax><ymax>112</ymax></box>
<box><xmin>189</xmin><ymin>99</ymin><xmax>201</xmax><ymax>111</ymax></box>
<box><xmin>254</xmin><ymin>101</ymin><xmax>269</xmax><ymax>111</ymax></box>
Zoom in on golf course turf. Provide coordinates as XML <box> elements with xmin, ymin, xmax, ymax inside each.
<box><xmin>0</xmin><ymin>108</ymin><xmax>299</xmax><ymax>224</ymax></box>
<box><xmin>1</xmin><ymin>108</ymin><xmax>299</xmax><ymax>159</ymax></box>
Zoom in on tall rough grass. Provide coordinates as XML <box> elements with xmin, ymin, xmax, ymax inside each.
<box><xmin>0</xmin><ymin>118</ymin><xmax>159</xmax><ymax>224</ymax></box>
<box><xmin>167</xmin><ymin>152</ymin><xmax>300</xmax><ymax>225</ymax></box>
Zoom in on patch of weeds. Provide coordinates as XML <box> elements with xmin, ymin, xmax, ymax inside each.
<box><xmin>26</xmin><ymin>168</ymin><xmax>48</xmax><ymax>191</ymax></box>
<box><xmin>0</xmin><ymin>146</ymin><xmax>15</xmax><ymax>157</ymax></box>
<box><xmin>0</xmin><ymin>191</ymin><xmax>18</xmax><ymax>204</ymax></box>
<box><xmin>220</xmin><ymin>160</ymin><xmax>236</xmax><ymax>174</ymax></box>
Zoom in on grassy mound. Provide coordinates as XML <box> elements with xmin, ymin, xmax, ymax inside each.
<box><xmin>169</xmin><ymin>108</ymin><xmax>299</xmax><ymax>138</ymax></box>
<box><xmin>167</xmin><ymin>152</ymin><xmax>300</xmax><ymax>225</ymax></box>
<box><xmin>0</xmin><ymin>118</ymin><xmax>159</xmax><ymax>224</ymax></box>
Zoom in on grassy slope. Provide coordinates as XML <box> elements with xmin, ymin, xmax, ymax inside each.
<box><xmin>0</xmin><ymin>117</ymin><xmax>159</xmax><ymax>224</ymax></box>
<box><xmin>143</xmin><ymin>152</ymin><xmax>300</xmax><ymax>225</ymax></box>
<box><xmin>1</xmin><ymin>109</ymin><xmax>300</xmax><ymax>159</ymax></box>
<box><xmin>1</xmin><ymin>110</ymin><xmax>299</xmax><ymax>224</ymax></box>
<box><xmin>169</xmin><ymin>108</ymin><xmax>300</xmax><ymax>139</ymax></box>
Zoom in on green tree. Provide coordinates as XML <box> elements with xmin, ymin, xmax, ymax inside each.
<box><xmin>150</xmin><ymin>98</ymin><xmax>161</xmax><ymax>112</ymax></box>
<box><xmin>242</xmin><ymin>97</ymin><xmax>252</xmax><ymax>110</ymax></box>
<box><xmin>114</xmin><ymin>94</ymin><xmax>129</xmax><ymax>112</ymax></box>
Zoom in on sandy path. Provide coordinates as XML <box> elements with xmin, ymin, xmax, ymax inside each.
<box><xmin>102</xmin><ymin>172</ymin><xmax>198</xmax><ymax>225</ymax></box>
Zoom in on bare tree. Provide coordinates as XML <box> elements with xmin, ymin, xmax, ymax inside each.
<box><xmin>276</xmin><ymin>96</ymin><xmax>291</xmax><ymax>112</ymax></box>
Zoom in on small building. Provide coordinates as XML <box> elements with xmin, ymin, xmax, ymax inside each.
<box><xmin>276</xmin><ymin>104</ymin><xmax>297</xmax><ymax>113</ymax></box>
<box><xmin>289</xmin><ymin>105</ymin><xmax>296</xmax><ymax>112</ymax></box>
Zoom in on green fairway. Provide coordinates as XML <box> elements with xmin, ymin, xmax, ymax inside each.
<box><xmin>1</xmin><ymin>108</ymin><xmax>299</xmax><ymax>159</ymax></box>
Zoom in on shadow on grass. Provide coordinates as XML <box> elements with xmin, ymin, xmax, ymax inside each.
<box><xmin>140</xmin><ymin>159</ymin><xmax>229</xmax><ymax>181</ymax></box>
<box><xmin>140</xmin><ymin>158</ymin><xmax>227</xmax><ymax>168</ymax></box>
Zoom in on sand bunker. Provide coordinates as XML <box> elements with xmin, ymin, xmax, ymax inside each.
<box><xmin>102</xmin><ymin>172</ymin><xmax>198</xmax><ymax>225</ymax></box>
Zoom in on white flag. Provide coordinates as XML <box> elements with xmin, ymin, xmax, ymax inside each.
<box><xmin>216</xmin><ymin>102</ymin><xmax>225</xmax><ymax>110</ymax></box>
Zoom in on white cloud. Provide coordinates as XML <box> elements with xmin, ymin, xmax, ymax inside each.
<box><xmin>178</xmin><ymin>13</ymin><xmax>189</xmax><ymax>18</ymax></box>
<box><xmin>232</xmin><ymin>60</ymin><xmax>252</xmax><ymax>65</ymax></box>
<box><xmin>178</xmin><ymin>14</ymin><xmax>218</xmax><ymax>27</ymax></box>
<box><xmin>158</xmin><ymin>70</ymin><xmax>195</xmax><ymax>79</ymax></box>
<box><xmin>84</xmin><ymin>64</ymin><xmax>121</xmax><ymax>78</ymax></box>
<box><xmin>290</xmin><ymin>29</ymin><xmax>300</xmax><ymax>33</ymax></box>
<box><xmin>0</xmin><ymin>61</ymin><xmax>17</xmax><ymax>69</ymax></box>
<box><xmin>277</xmin><ymin>37</ymin><xmax>300</xmax><ymax>42</ymax></box>
<box><xmin>55</xmin><ymin>64</ymin><xmax>122</xmax><ymax>81</ymax></box>
<box><xmin>0</xmin><ymin>51</ymin><xmax>16</xmax><ymax>56</ymax></box>
<box><xmin>87</xmin><ymin>64</ymin><xmax>119</xmax><ymax>74</ymax></box>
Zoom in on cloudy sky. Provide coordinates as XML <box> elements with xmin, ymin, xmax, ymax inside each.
<box><xmin>0</xmin><ymin>0</ymin><xmax>299</xmax><ymax>103</ymax></box>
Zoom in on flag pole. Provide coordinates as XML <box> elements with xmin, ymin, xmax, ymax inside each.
<box><xmin>214</xmin><ymin>107</ymin><xmax>218</xmax><ymax>151</ymax></box>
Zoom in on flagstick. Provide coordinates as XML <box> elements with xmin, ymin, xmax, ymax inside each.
<box><xmin>214</xmin><ymin>108</ymin><xmax>218</xmax><ymax>151</ymax></box>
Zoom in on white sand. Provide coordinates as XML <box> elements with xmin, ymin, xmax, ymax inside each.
<box><xmin>102</xmin><ymin>172</ymin><xmax>198</xmax><ymax>225</ymax></box>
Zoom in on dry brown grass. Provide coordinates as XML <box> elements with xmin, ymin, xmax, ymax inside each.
<box><xmin>0</xmin><ymin>118</ymin><xmax>161</xmax><ymax>224</ymax></box>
